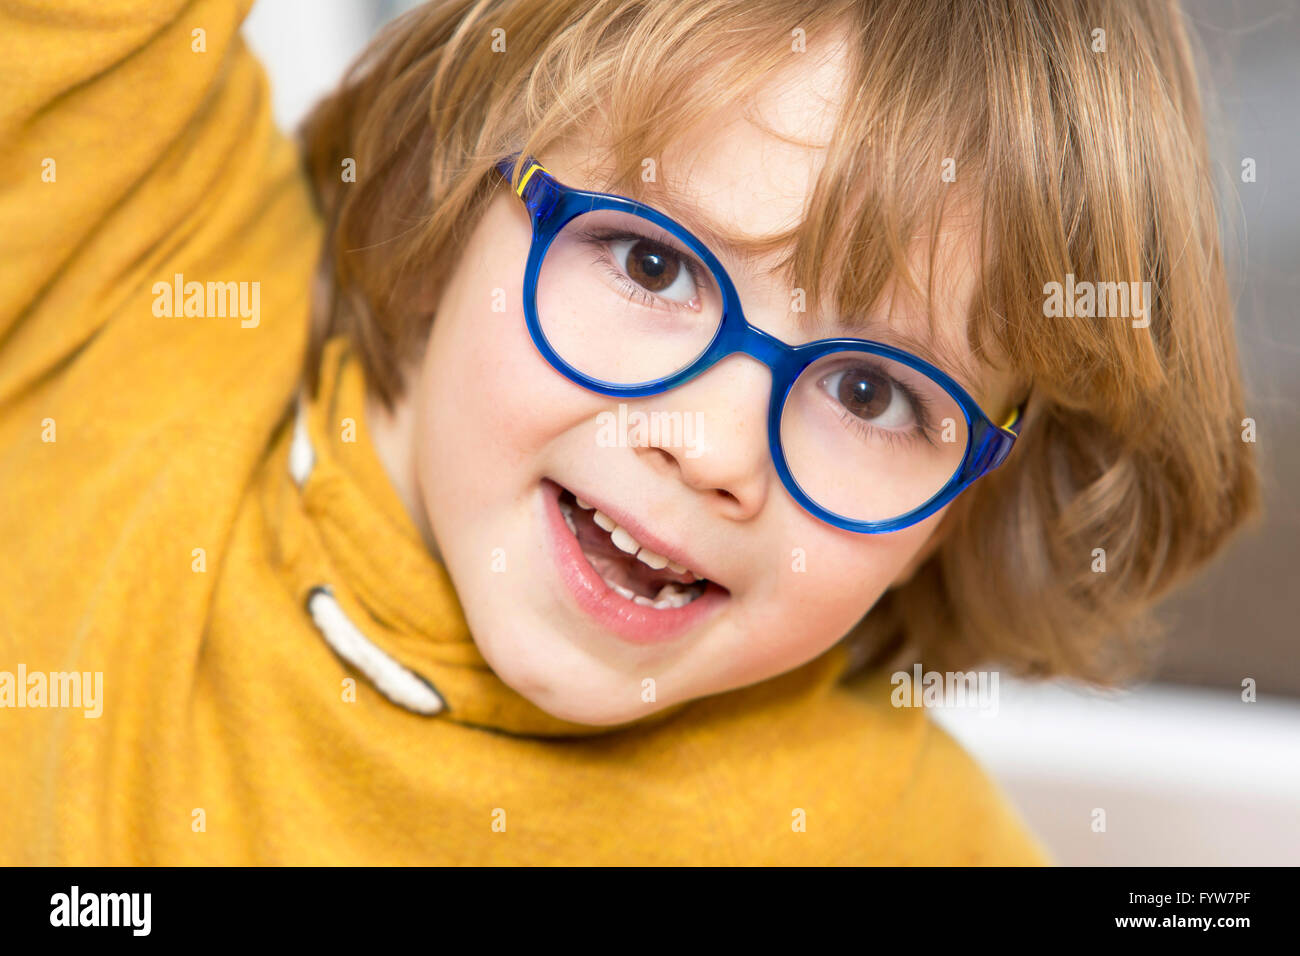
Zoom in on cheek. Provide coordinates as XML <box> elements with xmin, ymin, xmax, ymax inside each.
<box><xmin>416</xmin><ymin>206</ymin><xmax>570</xmax><ymax>491</ymax></box>
<box><xmin>754</xmin><ymin>511</ymin><xmax>944</xmax><ymax>664</ymax></box>
<box><xmin>816</xmin><ymin>511</ymin><xmax>943</xmax><ymax>599</ymax></box>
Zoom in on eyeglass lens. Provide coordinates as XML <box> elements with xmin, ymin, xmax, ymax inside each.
<box><xmin>533</xmin><ymin>207</ymin><xmax>968</xmax><ymax>522</ymax></box>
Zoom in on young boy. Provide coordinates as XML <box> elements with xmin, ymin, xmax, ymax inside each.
<box><xmin>0</xmin><ymin>0</ymin><xmax>1255</xmax><ymax>864</ymax></box>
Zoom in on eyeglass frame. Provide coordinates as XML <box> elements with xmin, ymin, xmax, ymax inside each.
<box><xmin>495</xmin><ymin>153</ymin><xmax>1024</xmax><ymax>534</ymax></box>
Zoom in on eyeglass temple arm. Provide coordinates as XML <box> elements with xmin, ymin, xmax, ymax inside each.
<box><xmin>1001</xmin><ymin>400</ymin><xmax>1026</xmax><ymax>437</ymax></box>
<box><xmin>983</xmin><ymin>397</ymin><xmax>1028</xmax><ymax>472</ymax></box>
<box><xmin>493</xmin><ymin>153</ymin><xmax>556</xmax><ymax>221</ymax></box>
<box><xmin>496</xmin><ymin>153</ymin><xmax>552</xmax><ymax>209</ymax></box>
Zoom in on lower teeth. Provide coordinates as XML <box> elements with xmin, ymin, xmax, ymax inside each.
<box><xmin>559</xmin><ymin>494</ymin><xmax>704</xmax><ymax>609</ymax></box>
<box><xmin>611</xmin><ymin>581</ymin><xmax>700</xmax><ymax>609</ymax></box>
<box><xmin>560</xmin><ymin>499</ymin><xmax>578</xmax><ymax>535</ymax></box>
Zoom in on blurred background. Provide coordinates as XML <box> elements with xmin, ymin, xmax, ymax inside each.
<box><xmin>243</xmin><ymin>0</ymin><xmax>1300</xmax><ymax>865</ymax></box>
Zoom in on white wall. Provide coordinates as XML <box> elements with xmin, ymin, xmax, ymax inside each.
<box><xmin>932</xmin><ymin>679</ymin><xmax>1300</xmax><ymax>865</ymax></box>
<box><xmin>243</xmin><ymin>0</ymin><xmax>419</xmax><ymax>132</ymax></box>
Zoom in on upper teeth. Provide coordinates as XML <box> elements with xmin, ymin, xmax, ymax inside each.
<box><xmin>563</xmin><ymin>495</ymin><xmax>698</xmax><ymax>580</ymax></box>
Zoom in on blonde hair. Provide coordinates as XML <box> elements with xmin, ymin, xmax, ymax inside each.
<box><xmin>300</xmin><ymin>0</ymin><xmax>1259</xmax><ymax>685</ymax></box>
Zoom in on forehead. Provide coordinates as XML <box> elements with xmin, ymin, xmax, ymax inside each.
<box><xmin>655</xmin><ymin>35</ymin><xmax>851</xmax><ymax>250</ymax></box>
<box><xmin>545</xmin><ymin>30</ymin><xmax>847</xmax><ymax>248</ymax></box>
<box><xmin>537</xmin><ymin>41</ymin><xmax>1014</xmax><ymax>410</ymax></box>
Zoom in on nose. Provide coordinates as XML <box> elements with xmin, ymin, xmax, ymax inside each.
<box><xmin>632</xmin><ymin>353</ymin><xmax>774</xmax><ymax>522</ymax></box>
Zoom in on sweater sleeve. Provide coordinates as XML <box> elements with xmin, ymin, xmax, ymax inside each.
<box><xmin>0</xmin><ymin>0</ymin><xmax>258</xmax><ymax>399</ymax></box>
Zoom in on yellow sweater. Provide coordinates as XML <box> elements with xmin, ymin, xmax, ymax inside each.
<box><xmin>0</xmin><ymin>0</ymin><xmax>1050</xmax><ymax>865</ymax></box>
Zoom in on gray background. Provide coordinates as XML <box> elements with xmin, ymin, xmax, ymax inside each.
<box><xmin>1156</xmin><ymin>0</ymin><xmax>1300</xmax><ymax>696</ymax></box>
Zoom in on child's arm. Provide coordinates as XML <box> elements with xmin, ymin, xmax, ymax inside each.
<box><xmin>0</xmin><ymin>0</ymin><xmax>303</xmax><ymax>398</ymax></box>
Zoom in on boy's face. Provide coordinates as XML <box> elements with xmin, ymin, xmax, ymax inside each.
<box><xmin>388</xmin><ymin>51</ymin><xmax>1019</xmax><ymax>725</ymax></box>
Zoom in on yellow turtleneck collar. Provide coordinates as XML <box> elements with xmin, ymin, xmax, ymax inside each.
<box><xmin>272</xmin><ymin>337</ymin><xmax>747</xmax><ymax>737</ymax></box>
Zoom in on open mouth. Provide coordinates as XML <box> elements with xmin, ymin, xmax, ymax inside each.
<box><xmin>555</xmin><ymin>487</ymin><xmax>712</xmax><ymax>610</ymax></box>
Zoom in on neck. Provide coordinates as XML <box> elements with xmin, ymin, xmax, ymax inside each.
<box><xmin>363</xmin><ymin>386</ymin><xmax>443</xmax><ymax>562</ymax></box>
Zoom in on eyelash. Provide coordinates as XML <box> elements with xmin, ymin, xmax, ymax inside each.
<box><xmin>574</xmin><ymin>226</ymin><xmax>949</xmax><ymax>448</ymax></box>
<box><xmin>827</xmin><ymin>371</ymin><xmax>938</xmax><ymax>449</ymax></box>
<box><xmin>575</xmin><ymin>227</ymin><xmax>709</xmax><ymax>312</ymax></box>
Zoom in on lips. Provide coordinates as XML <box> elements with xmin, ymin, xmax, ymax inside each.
<box><xmin>558</xmin><ymin>490</ymin><xmax>707</xmax><ymax>608</ymax></box>
<box><xmin>541</xmin><ymin>479</ymin><xmax>728</xmax><ymax>645</ymax></box>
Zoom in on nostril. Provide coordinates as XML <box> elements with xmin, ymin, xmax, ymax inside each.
<box><xmin>713</xmin><ymin>487</ymin><xmax>741</xmax><ymax>507</ymax></box>
<box><xmin>634</xmin><ymin>439</ymin><xmax>761</xmax><ymax>517</ymax></box>
<box><xmin>635</xmin><ymin>445</ymin><xmax>678</xmax><ymax>470</ymax></box>
<box><xmin>639</xmin><ymin>447</ymin><xmax>737</xmax><ymax>505</ymax></box>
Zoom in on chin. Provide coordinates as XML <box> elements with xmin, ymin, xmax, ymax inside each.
<box><xmin>469</xmin><ymin>619</ymin><xmax>679</xmax><ymax>727</ymax></box>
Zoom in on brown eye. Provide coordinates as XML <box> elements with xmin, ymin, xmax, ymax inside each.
<box><xmin>624</xmin><ymin>239</ymin><xmax>681</xmax><ymax>292</ymax></box>
<box><xmin>817</xmin><ymin>362</ymin><xmax>918</xmax><ymax>431</ymax></box>
<box><xmin>835</xmin><ymin>365</ymin><xmax>893</xmax><ymax>420</ymax></box>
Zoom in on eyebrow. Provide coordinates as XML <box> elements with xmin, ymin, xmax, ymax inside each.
<box><xmin>618</xmin><ymin>179</ymin><xmax>782</xmax><ymax>269</ymax></box>
<box><xmin>598</xmin><ymin>177</ymin><xmax>990</xmax><ymax>401</ymax></box>
<box><xmin>846</xmin><ymin>322</ymin><xmax>988</xmax><ymax>401</ymax></box>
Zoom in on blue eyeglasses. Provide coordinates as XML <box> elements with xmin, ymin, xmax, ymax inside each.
<box><xmin>496</xmin><ymin>153</ymin><xmax>1023</xmax><ymax>533</ymax></box>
